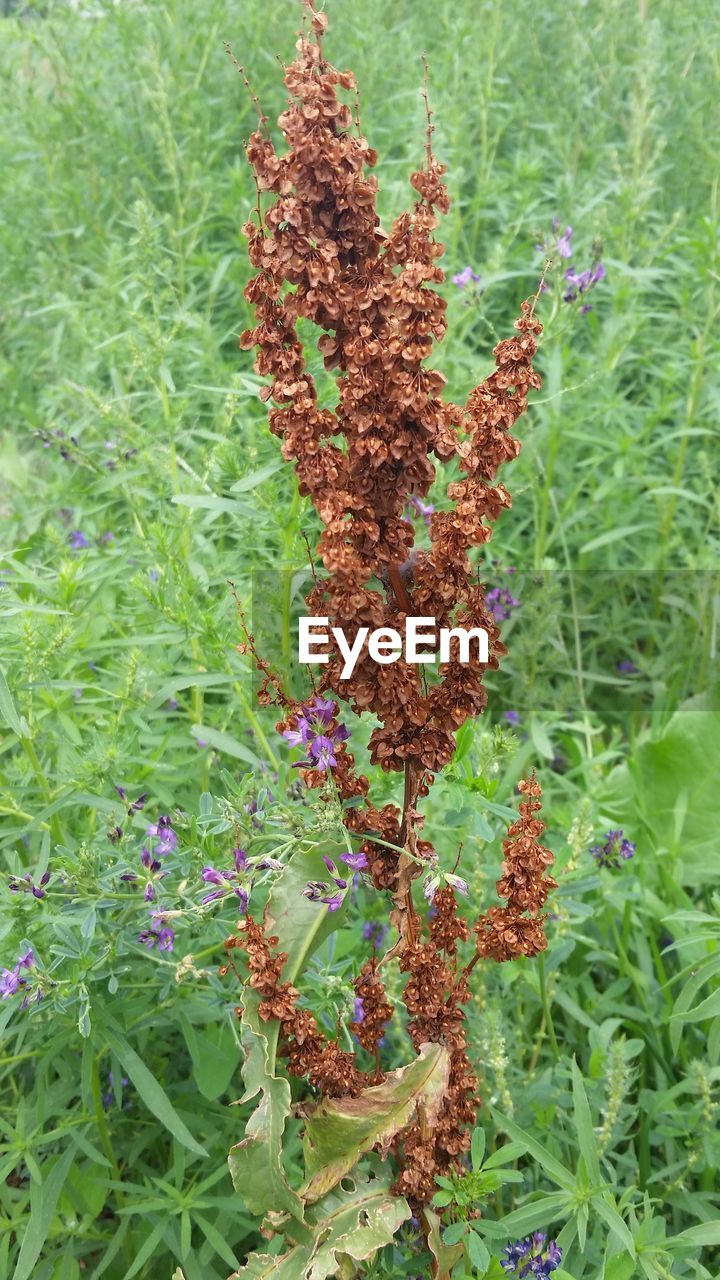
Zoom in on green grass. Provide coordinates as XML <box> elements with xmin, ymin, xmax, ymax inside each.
<box><xmin>1</xmin><ymin>1</ymin><xmax>719</xmax><ymax>1277</ymax></box>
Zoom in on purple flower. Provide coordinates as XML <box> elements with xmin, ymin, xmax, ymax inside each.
<box><xmin>353</xmin><ymin>996</ymin><xmax>365</xmax><ymax>1023</ymax></box>
<box><xmin>446</xmin><ymin>873</ymin><xmax>469</xmax><ymax>897</ymax></box>
<box><xmin>363</xmin><ymin>921</ymin><xmax>388</xmax><ymax>948</ymax></box>
<box><xmin>69</xmin><ymin>530</ymin><xmax>89</xmax><ymax>550</ymax></box>
<box><xmin>486</xmin><ymin>585</ymin><xmax>520</xmax><ymax>622</ymax></box>
<box><xmin>202</xmin><ymin>866</ymin><xmax>226</xmax><ymax>887</ymax></box>
<box><xmin>502</xmin><ymin>1233</ymin><xmax>561</xmax><ymax>1277</ymax></box>
<box><xmin>233</xmin><ymin>847</ymin><xmax>249</xmax><ymax>871</ymax></box>
<box><xmin>138</xmin><ymin>911</ymin><xmax>175</xmax><ymax>952</ymax></box>
<box><xmin>590</xmin><ymin>829</ymin><xmax>636</xmax><ymax>870</ymax></box>
<box><xmin>340</xmin><ymin>851</ymin><xmax>369</xmax><ymax>871</ymax></box>
<box><xmin>303</xmin><ymin>881</ymin><xmax>328</xmax><ymax>902</ymax></box>
<box><xmin>8</xmin><ymin>871</ymin><xmax>50</xmax><ymax>899</ymax></box>
<box><xmin>102</xmin><ymin>1072</ymin><xmax>130</xmax><ymax>1110</ymax></box>
<box><xmin>504</xmin><ymin>710</ymin><xmax>521</xmax><ymax>726</ymax></box>
<box><xmin>451</xmin><ymin>265</ymin><xmax>482</xmax><ymax>288</ymax></box>
<box><xmin>309</xmin><ymin>735</ymin><xmax>338</xmax><ymax>770</ymax></box>
<box><xmin>617</xmin><ymin>659</ymin><xmax>639</xmax><ymax>674</ymax></box>
<box><xmin>320</xmin><ymin>892</ymin><xmax>344</xmax><ymax>912</ymax></box>
<box><xmin>145</xmin><ymin>816</ymin><xmax>177</xmax><ymax>857</ymax></box>
<box><xmin>564</xmin><ymin>260</ymin><xmax>605</xmax><ymax>302</ymax></box>
<box><xmin>1</xmin><ymin>949</ymin><xmax>36</xmax><ymax>1001</ymax></box>
<box><xmin>536</xmin><ymin>220</ymin><xmax>573</xmax><ymax>260</ymax></box>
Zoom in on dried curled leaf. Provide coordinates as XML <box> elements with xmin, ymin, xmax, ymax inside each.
<box><xmin>300</xmin><ymin>1042</ymin><xmax>449</xmax><ymax>1203</ymax></box>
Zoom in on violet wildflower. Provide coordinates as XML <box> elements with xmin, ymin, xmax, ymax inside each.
<box><xmin>486</xmin><ymin>585</ymin><xmax>520</xmax><ymax>622</ymax></box>
<box><xmin>145</xmin><ymin>816</ymin><xmax>177</xmax><ymax>857</ymax></box>
<box><xmin>283</xmin><ymin>697</ymin><xmax>350</xmax><ymax>773</ymax></box>
<box><xmin>590</xmin><ymin>829</ymin><xmax>636</xmax><ymax>869</ymax></box>
<box><xmin>536</xmin><ymin>220</ymin><xmax>573</xmax><ymax>259</ymax></box>
<box><xmin>9</xmin><ymin>871</ymin><xmax>50</xmax><ymax>899</ymax></box>
<box><xmin>617</xmin><ymin>659</ymin><xmax>639</xmax><ymax>674</ymax></box>
<box><xmin>69</xmin><ymin>530</ymin><xmax>89</xmax><ymax>550</ymax></box>
<box><xmin>303</xmin><ymin>881</ymin><xmax>328</xmax><ymax>902</ymax></box>
<box><xmin>353</xmin><ymin>996</ymin><xmax>365</xmax><ymax>1022</ymax></box>
<box><xmin>363</xmin><ymin>921</ymin><xmax>389</xmax><ymax>949</ymax></box>
<box><xmin>563</xmin><ymin>260</ymin><xmax>605</xmax><ymax>303</ymax></box>
<box><xmin>321</xmin><ymin>891</ymin><xmax>344</xmax><ymax>911</ymax></box>
<box><xmin>504</xmin><ymin>710</ymin><xmax>521</xmax><ymax>726</ymax></box>
<box><xmin>138</xmin><ymin>911</ymin><xmax>175</xmax><ymax>951</ymax></box>
<box><xmin>451</xmin><ymin>265</ymin><xmax>482</xmax><ymax>287</ymax></box>
<box><xmin>340</xmin><ymin>851</ymin><xmax>369</xmax><ymax>871</ymax></box>
<box><xmin>1</xmin><ymin>948</ymin><xmax>35</xmax><ymax>1001</ymax></box>
<box><xmin>502</xmin><ymin>1232</ymin><xmax>562</xmax><ymax>1277</ymax></box>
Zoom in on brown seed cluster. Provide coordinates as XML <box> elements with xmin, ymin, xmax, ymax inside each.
<box><xmin>230</xmin><ymin>2</ymin><xmax>555</xmax><ymax>1214</ymax></box>
<box><xmin>475</xmin><ymin>774</ymin><xmax>557</xmax><ymax>961</ymax></box>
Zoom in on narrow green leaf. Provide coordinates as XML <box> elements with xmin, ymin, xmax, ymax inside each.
<box><xmin>12</xmin><ymin>1145</ymin><xmax>75</xmax><ymax>1280</ymax></box>
<box><xmin>571</xmin><ymin>1058</ymin><xmax>601</xmax><ymax>1186</ymax></box>
<box><xmin>0</xmin><ymin>667</ymin><xmax>30</xmax><ymax>738</ymax></box>
<box><xmin>592</xmin><ymin>1194</ymin><xmax>636</xmax><ymax>1257</ymax></box>
<box><xmin>491</xmin><ymin>1110</ymin><xmax>574</xmax><ymax>1189</ymax></box>
<box><xmin>101</xmin><ymin>1022</ymin><xmax>207</xmax><ymax>1158</ymax></box>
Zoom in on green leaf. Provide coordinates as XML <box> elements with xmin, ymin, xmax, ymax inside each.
<box><xmin>228</xmin><ymin>844</ymin><xmax>347</xmax><ymax>1226</ymax></box>
<box><xmin>602</xmin><ymin>691</ymin><xmax>720</xmax><ymax>884</ymax></box>
<box><xmin>230</xmin><ymin>1167</ymin><xmax>410</xmax><ymax>1280</ymax></box>
<box><xmin>12</xmin><ymin>1146</ymin><xmax>75</xmax><ymax>1280</ymax></box>
<box><xmin>490</xmin><ymin>1111</ymin><xmax>574</xmax><ymax>1189</ymax></box>
<box><xmin>180</xmin><ymin>1017</ymin><xmax>241</xmax><ymax>1101</ymax></box>
<box><xmin>670</xmin><ymin>987</ymin><xmax>720</xmax><ymax>1023</ymax></box>
<box><xmin>672</xmin><ymin>1222</ymin><xmax>720</xmax><ymax>1246</ymax></box>
<box><xmin>231</xmin><ymin>461</ymin><xmax>284</xmax><ymax>492</ymax></box>
<box><xmin>423</xmin><ymin>1207</ymin><xmax>465</xmax><ymax>1278</ymax></box>
<box><xmin>471</xmin><ymin>1126</ymin><xmax>486</xmax><ymax>1169</ymax></box>
<box><xmin>475</xmin><ymin>1192</ymin><xmax>570</xmax><ymax>1240</ymax></box>
<box><xmin>301</xmin><ymin>1042</ymin><xmax>450</xmax><ymax>1202</ymax></box>
<box><xmin>571</xmin><ymin>1058</ymin><xmax>601</xmax><ymax>1186</ymax></box>
<box><xmin>467</xmin><ymin>1228</ymin><xmax>491</xmax><ymax>1270</ymax></box>
<box><xmin>592</xmin><ymin>1194</ymin><xmax>636</xmax><ymax>1257</ymax></box>
<box><xmin>190</xmin><ymin>723</ymin><xmax>259</xmax><ymax>766</ymax></box>
<box><xmin>483</xmin><ymin>1140</ymin><xmax>527</xmax><ymax>1169</ymax></box>
<box><xmin>101</xmin><ymin>1021</ymin><xmax>207</xmax><ymax>1158</ymax></box>
<box><xmin>0</xmin><ymin>666</ymin><xmax>30</xmax><ymax>738</ymax></box>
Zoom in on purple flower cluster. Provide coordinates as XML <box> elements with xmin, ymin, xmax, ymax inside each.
<box><xmin>200</xmin><ymin>847</ymin><xmax>288</xmax><ymax>914</ymax></box>
<box><xmin>363</xmin><ymin>920</ymin><xmax>389</xmax><ymax>949</ymax></box>
<box><xmin>451</xmin><ymin>265</ymin><xmax>482</xmax><ymax>288</ymax></box>
<box><xmin>537</xmin><ymin>220</ymin><xmax>605</xmax><ymax>312</ymax></box>
<box><xmin>1</xmin><ymin>949</ymin><xmax>37</xmax><ymax>1005</ymax></box>
<box><xmin>486</xmin><ymin>585</ymin><xmax>520</xmax><ymax>622</ymax></box>
<box><xmin>283</xmin><ymin>696</ymin><xmax>349</xmax><ymax>772</ymax></box>
<box><xmin>9</xmin><ymin>871</ymin><xmax>50</xmax><ymax>900</ymax></box>
<box><xmin>564</xmin><ymin>260</ymin><xmax>605</xmax><ymax>305</ymax></box>
<box><xmin>504</xmin><ymin>710</ymin><xmax>521</xmax><ymax>727</ymax></box>
<box><xmin>502</xmin><ymin>1233</ymin><xmax>562</xmax><ymax>1277</ymax></box>
<box><xmin>138</xmin><ymin>910</ymin><xmax>175</xmax><ymax>951</ymax></box>
<box><xmin>617</xmin><ymin>659</ymin><xmax>639</xmax><ymax>674</ymax></box>
<box><xmin>303</xmin><ymin>851</ymin><xmax>368</xmax><ymax>912</ymax></box>
<box><xmin>590</xmin><ymin>828</ymin><xmax>636</xmax><ymax>869</ymax></box>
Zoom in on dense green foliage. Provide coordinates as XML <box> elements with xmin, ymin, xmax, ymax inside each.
<box><xmin>0</xmin><ymin>1</ymin><xmax>718</xmax><ymax>1277</ymax></box>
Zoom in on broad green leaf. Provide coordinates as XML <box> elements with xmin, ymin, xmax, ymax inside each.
<box><xmin>483</xmin><ymin>1140</ymin><xmax>527</xmax><ymax>1169</ymax></box>
<box><xmin>490</xmin><ymin>1110</ymin><xmax>574</xmax><ymax>1189</ymax></box>
<box><xmin>602</xmin><ymin>692</ymin><xmax>720</xmax><ymax>884</ymax></box>
<box><xmin>301</xmin><ymin>1042</ymin><xmax>450</xmax><ymax>1202</ymax></box>
<box><xmin>180</xmin><ymin>1016</ymin><xmax>241</xmax><ymax>1101</ymax></box>
<box><xmin>230</xmin><ymin>1167</ymin><xmax>410</xmax><ymax>1280</ymax></box>
<box><xmin>671</xmin><ymin>1222</ymin><xmax>720</xmax><ymax>1246</ymax></box>
<box><xmin>571</xmin><ymin>1058</ymin><xmax>601</xmax><ymax>1186</ymax></box>
<box><xmin>12</xmin><ymin>1145</ymin><xmax>75</xmax><ymax>1280</ymax></box>
<box><xmin>423</xmin><ymin>1207</ymin><xmax>465</xmax><ymax>1278</ymax></box>
<box><xmin>228</xmin><ymin>844</ymin><xmax>347</xmax><ymax>1226</ymax></box>
<box><xmin>101</xmin><ymin>1021</ymin><xmax>207</xmax><ymax>1158</ymax></box>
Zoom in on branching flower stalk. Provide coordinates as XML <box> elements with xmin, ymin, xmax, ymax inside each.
<box><xmin>226</xmin><ymin>0</ymin><xmax>557</xmax><ymax>1235</ymax></box>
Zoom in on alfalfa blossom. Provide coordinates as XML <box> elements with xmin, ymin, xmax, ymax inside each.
<box><xmin>590</xmin><ymin>829</ymin><xmax>636</xmax><ymax>869</ymax></box>
<box><xmin>9</xmin><ymin>871</ymin><xmax>50</xmax><ymax>900</ymax></box>
<box><xmin>536</xmin><ymin>219</ymin><xmax>573</xmax><ymax>259</ymax></box>
<box><xmin>564</xmin><ymin>259</ymin><xmax>605</xmax><ymax>303</ymax></box>
<box><xmin>486</xmin><ymin>585</ymin><xmax>520</xmax><ymax>622</ymax></box>
<box><xmin>1</xmin><ymin>948</ymin><xmax>36</xmax><ymax>1002</ymax></box>
<box><xmin>145</xmin><ymin>815</ymin><xmax>178</xmax><ymax>857</ymax></box>
<box><xmin>501</xmin><ymin>1232</ymin><xmax>562</xmax><ymax>1276</ymax></box>
<box><xmin>282</xmin><ymin>695</ymin><xmax>350</xmax><ymax>772</ymax></box>
<box><xmin>138</xmin><ymin>910</ymin><xmax>175</xmax><ymax>951</ymax></box>
<box><xmin>451</xmin><ymin>265</ymin><xmax>482</xmax><ymax>288</ymax></box>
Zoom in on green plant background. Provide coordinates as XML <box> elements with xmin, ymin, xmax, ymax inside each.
<box><xmin>0</xmin><ymin>0</ymin><xmax>718</xmax><ymax>1277</ymax></box>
